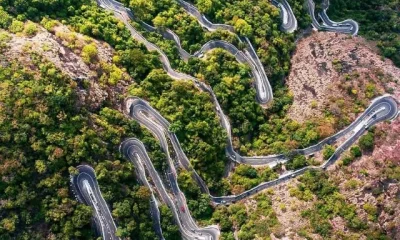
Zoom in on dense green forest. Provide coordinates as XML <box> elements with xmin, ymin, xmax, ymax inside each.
<box><xmin>0</xmin><ymin>54</ymin><xmax>179</xmax><ymax>239</ymax></box>
<box><xmin>328</xmin><ymin>0</ymin><xmax>400</xmax><ymax>67</ymax></box>
<box><xmin>130</xmin><ymin>69</ymin><xmax>228</xmax><ymax>192</ymax></box>
<box><xmin>0</xmin><ymin>2</ymin><xmax>180</xmax><ymax>239</ymax></box>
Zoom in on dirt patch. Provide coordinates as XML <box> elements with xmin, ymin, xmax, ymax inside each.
<box><xmin>3</xmin><ymin>23</ymin><xmax>132</xmax><ymax>111</ymax></box>
<box><xmin>287</xmin><ymin>32</ymin><xmax>400</xmax><ymax>123</ymax></box>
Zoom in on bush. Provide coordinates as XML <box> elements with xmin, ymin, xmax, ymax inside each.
<box><xmin>81</xmin><ymin>44</ymin><xmax>98</xmax><ymax>63</ymax></box>
<box><xmin>350</xmin><ymin>145</ymin><xmax>362</xmax><ymax>158</ymax></box>
<box><xmin>8</xmin><ymin>20</ymin><xmax>24</xmax><ymax>33</ymax></box>
<box><xmin>359</xmin><ymin>132</ymin><xmax>374</xmax><ymax>151</ymax></box>
<box><xmin>286</xmin><ymin>154</ymin><xmax>308</xmax><ymax>170</ymax></box>
<box><xmin>24</xmin><ymin>22</ymin><xmax>38</xmax><ymax>36</ymax></box>
<box><xmin>0</xmin><ymin>7</ymin><xmax>12</xmax><ymax>29</ymax></box>
<box><xmin>323</xmin><ymin>145</ymin><xmax>335</xmax><ymax>160</ymax></box>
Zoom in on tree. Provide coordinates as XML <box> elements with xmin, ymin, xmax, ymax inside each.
<box><xmin>23</xmin><ymin>21</ymin><xmax>37</xmax><ymax>36</ymax></box>
<box><xmin>359</xmin><ymin>132</ymin><xmax>374</xmax><ymax>151</ymax></box>
<box><xmin>8</xmin><ymin>19</ymin><xmax>24</xmax><ymax>33</ymax></box>
<box><xmin>286</xmin><ymin>155</ymin><xmax>307</xmax><ymax>170</ymax></box>
<box><xmin>72</xmin><ymin>205</ymin><xmax>92</xmax><ymax>228</ymax></box>
<box><xmin>234</xmin><ymin>19</ymin><xmax>252</xmax><ymax>36</ymax></box>
<box><xmin>153</xmin><ymin>15</ymin><xmax>167</xmax><ymax>29</ymax></box>
<box><xmin>0</xmin><ymin>7</ymin><xmax>12</xmax><ymax>28</ymax></box>
<box><xmin>129</xmin><ymin>0</ymin><xmax>155</xmax><ymax>21</ymax></box>
<box><xmin>323</xmin><ymin>145</ymin><xmax>335</xmax><ymax>160</ymax></box>
<box><xmin>196</xmin><ymin>0</ymin><xmax>220</xmax><ymax>15</ymax></box>
<box><xmin>350</xmin><ymin>145</ymin><xmax>362</xmax><ymax>158</ymax></box>
<box><xmin>81</xmin><ymin>44</ymin><xmax>98</xmax><ymax>63</ymax></box>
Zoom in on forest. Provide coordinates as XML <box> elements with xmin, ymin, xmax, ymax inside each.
<box><xmin>0</xmin><ymin>0</ymin><xmax>398</xmax><ymax>239</ymax></box>
<box><xmin>0</xmin><ymin>3</ymin><xmax>179</xmax><ymax>239</ymax></box>
<box><xmin>328</xmin><ymin>0</ymin><xmax>400</xmax><ymax>67</ymax></box>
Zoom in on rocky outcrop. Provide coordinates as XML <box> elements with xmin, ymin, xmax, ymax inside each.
<box><xmin>287</xmin><ymin>31</ymin><xmax>400</xmax><ymax>123</ymax></box>
<box><xmin>3</xmin><ymin>23</ymin><xmax>132</xmax><ymax>111</ymax></box>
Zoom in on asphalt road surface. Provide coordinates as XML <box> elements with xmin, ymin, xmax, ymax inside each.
<box><xmin>125</xmin><ymin>95</ymin><xmax>398</xmax><ymax>204</ymax></box>
<box><xmin>308</xmin><ymin>0</ymin><xmax>359</xmax><ymax>35</ymax></box>
<box><xmin>120</xmin><ymin>139</ymin><xmax>220</xmax><ymax>240</ymax></box>
<box><xmin>271</xmin><ymin>0</ymin><xmax>298</xmax><ymax>33</ymax></box>
<box><xmin>125</xmin><ymin>0</ymin><xmax>274</xmax><ymax>105</ymax></box>
<box><xmin>72</xmin><ymin>1</ymin><xmax>397</xmax><ymax>240</ymax></box>
<box><xmin>70</xmin><ymin>165</ymin><xmax>120</xmax><ymax>240</ymax></box>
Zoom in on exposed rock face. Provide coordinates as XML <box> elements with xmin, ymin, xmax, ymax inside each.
<box><xmin>287</xmin><ymin>31</ymin><xmax>400</xmax><ymax>123</ymax></box>
<box><xmin>3</xmin><ymin>23</ymin><xmax>132</xmax><ymax>111</ymax></box>
<box><xmin>262</xmin><ymin>31</ymin><xmax>400</xmax><ymax>239</ymax></box>
<box><xmin>5</xmin><ymin>27</ymin><xmax>91</xmax><ymax>80</ymax></box>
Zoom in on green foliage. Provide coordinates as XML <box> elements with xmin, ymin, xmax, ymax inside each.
<box><xmin>286</xmin><ymin>0</ymin><xmax>312</xmax><ymax>28</ymax></box>
<box><xmin>68</xmin><ymin>5</ymin><xmax>161</xmax><ymax>79</ymax></box>
<box><xmin>234</xmin><ymin>18</ymin><xmax>252</xmax><ymax>36</ymax></box>
<box><xmin>286</xmin><ymin>154</ymin><xmax>308</xmax><ymax>170</ymax></box>
<box><xmin>211</xmin><ymin>193</ymin><xmax>279</xmax><ymax>239</ymax></box>
<box><xmin>8</xmin><ymin>19</ymin><xmax>24</xmax><ymax>33</ymax></box>
<box><xmin>81</xmin><ymin>43</ymin><xmax>98</xmax><ymax>63</ymax></box>
<box><xmin>383</xmin><ymin>161</ymin><xmax>400</xmax><ymax>181</ymax></box>
<box><xmin>0</xmin><ymin>0</ymin><xmax>89</xmax><ymax>20</ymax></box>
<box><xmin>350</xmin><ymin>145</ymin><xmax>362</xmax><ymax>158</ymax></box>
<box><xmin>328</xmin><ymin>0</ymin><xmax>400</xmax><ymax>67</ymax></box>
<box><xmin>322</xmin><ymin>144</ymin><xmax>335</xmax><ymax>160</ymax></box>
<box><xmin>126</xmin><ymin>0</ymin><xmax>236</xmax><ymax>54</ymax></box>
<box><xmin>159</xmin><ymin>205</ymin><xmax>181</xmax><ymax>239</ymax></box>
<box><xmin>0</xmin><ymin>51</ymin><xmax>170</xmax><ymax>239</ymax></box>
<box><xmin>131</xmin><ymin>69</ymin><xmax>227</xmax><ymax>192</ymax></box>
<box><xmin>188</xmin><ymin>50</ymin><xmax>320</xmax><ymax>156</ymax></box>
<box><xmin>23</xmin><ymin>21</ymin><xmax>37</xmax><ymax>36</ymax></box>
<box><xmin>0</xmin><ymin>7</ymin><xmax>12</xmax><ymax>29</ymax></box>
<box><xmin>359</xmin><ymin>131</ymin><xmax>375</xmax><ymax>151</ymax></box>
<box><xmin>298</xmin><ymin>170</ymin><xmax>367</xmax><ymax>236</ymax></box>
<box><xmin>363</xmin><ymin>203</ymin><xmax>378</xmax><ymax>221</ymax></box>
<box><xmin>230</xmin><ymin>165</ymin><xmax>278</xmax><ymax>193</ymax></box>
<box><xmin>129</xmin><ymin>0</ymin><xmax>155</xmax><ymax>20</ymax></box>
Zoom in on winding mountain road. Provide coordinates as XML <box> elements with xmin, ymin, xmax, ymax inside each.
<box><xmin>70</xmin><ymin>165</ymin><xmax>120</xmax><ymax>240</ymax></box>
<box><xmin>308</xmin><ymin>0</ymin><xmax>359</xmax><ymax>35</ymax></box>
<box><xmin>126</xmin><ymin>0</ymin><xmax>274</xmax><ymax>105</ymax></box>
<box><xmin>71</xmin><ymin>1</ymin><xmax>397</xmax><ymax>240</ymax></box>
<box><xmin>272</xmin><ymin>0</ymin><xmax>298</xmax><ymax>33</ymax></box>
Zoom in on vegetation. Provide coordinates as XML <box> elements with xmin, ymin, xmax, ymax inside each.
<box><xmin>130</xmin><ymin>69</ymin><xmax>227</xmax><ymax>192</ymax></box>
<box><xmin>229</xmin><ymin>165</ymin><xmax>278</xmax><ymax>194</ymax></box>
<box><xmin>286</xmin><ymin>154</ymin><xmax>309</xmax><ymax>170</ymax></box>
<box><xmin>296</xmin><ymin>170</ymin><xmax>379</xmax><ymax>237</ymax></box>
<box><xmin>328</xmin><ymin>0</ymin><xmax>400</xmax><ymax>67</ymax></box>
<box><xmin>1</xmin><ymin>0</ymin><xmax>396</xmax><ymax>239</ymax></box>
<box><xmin>0</xmin><ymin>3</ymin><xmax>178</xmax><ymax>239</ymax></box>
<box><xmin>0</xmin><ymin>53</ymin><xmax>174</xmax><ymax>239</ymax></box>
<box><xmin>359</xmin><ymin>130</ymin><xmax>375</xmax><ymax>151</ymax></box>
<box><xmin>322</xmin><ymin>144</ymin><xmax>335</xmax><ymax>160</ymax></box>
<box><xmin>177</xmin><ymin>170</ymin><xmax>215</xmax><ymax>220</ymax></box>
<box><xmin>211</xmin><ymin>193</ymin><xmax>280</xmax><ymax>240</ymax></box>
<box><xmin>187</xmin><ymin>50</ymin><xmax>321</xmax><ymax>156</ymax></box>
<box><xmin>125</xmin><ymin>0</ymin><xmax>236</xmax><ymax>53</ymax></box>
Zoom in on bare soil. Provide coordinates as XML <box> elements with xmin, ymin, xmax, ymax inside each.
<box><xmin>3</xmin><ymin>22</ymin><xmax>132</xmax><ymax>111</ymax></box>
<box><xmin>287</xmin><ymin>32</ymin><xmax>400</xmax><ymax>123</ymax></box>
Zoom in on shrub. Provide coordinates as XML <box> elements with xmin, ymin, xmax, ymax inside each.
<box><xmin>323</xmin><ymin>145</ymin><xmax>335</xmax><ymax>160</ymax></box>
<box><xmin>363</xmin><ymin>203</ymin><xmax>378</xmax><ymax>221</ymax></box>
<box><xmin>344</xmin><ymin>179</ymin><xmax>359</xmax><ymax>190</ymax></box>
<box><xmin>8</xmin><ymin>20</ymin><xmax>24</xmax><ymax>33</ymax></box>
<box><xmin>81</xmin><ymin>44</ymin><xmax>98</xmax><ymax>63</ymax></box>
<box><xmin>24</xmin><ymin>22</ymin><xmax>38</xmax><ymax>36</ymax></box>
<box><xmin>350</xmin><ymin>145</ymin><xmax>362</xmax><ymax>158</ymax></box>
<box><xmin>359</xmin><ymin>132</ymin><xmax>374</xmax><ymax>151</ymax></box>
<box><xmin>0</xmin><ymin>7</ymin><xmax>12</xmax><ymax>29</ymax></box>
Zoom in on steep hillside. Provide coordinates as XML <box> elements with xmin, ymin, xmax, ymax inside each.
<box><xmin>254</xmin><ymin>30</ymin><xmax>400</xmax><ymax>239</ymax></box>
<box><xmin>288</xmin><ymin>32</ymin><xmax>399</xmax><ymax>127</ymax></box>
